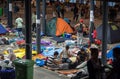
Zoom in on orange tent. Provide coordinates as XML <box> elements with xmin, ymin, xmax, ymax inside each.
<box><xmin>56</xmin><ymin>18</ymin><xmax>73</xmax><ymax>36</ymax></box>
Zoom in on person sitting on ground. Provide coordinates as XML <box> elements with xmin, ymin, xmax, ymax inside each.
<box><xmin>79</xmin><ymin>48</ymin><xmax>89</xmax><ymax>62</ymax></box>
<box><xmin>87</xmin><ymin>48</ymin><xmax>103</xmax><ymax>79</ymax></box>
<box><xmin>0</xmin><ymin>54</ymin><xmax>4</xmax><ymax>61</ymax></box>
<box><xmin>69</xmin><ymin>48</ymin><xmax>88</xmax><ymax>69</ymax></box>
<box><xmin>60</xmin><ymin>45</ymin><xmax>72</xmax><ymax>64</ymax></box>
<box><xmin>7</xmin><ymin>48</ymin><xmax>16</xmax><ymax>62</ymax></box>
<box><xmin>0</xmin><ymin>54</ymin><xmax>12</xmax><ymax>69</ymax></box>
<box><xmin>46</xmin><ymin>51</ymin><xmax>61</xmax><ymax>68</ymax></box>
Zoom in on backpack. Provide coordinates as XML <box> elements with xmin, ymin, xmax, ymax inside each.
<box><xmin>78</xmin><ymin>23</ymin><xmax>83</xmax><ymax>33</ymax></box>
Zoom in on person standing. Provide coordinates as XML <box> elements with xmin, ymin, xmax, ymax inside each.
<box><xmin>56</xmin><ymin>3</ymin><xmax>61</xmax><ymax>18</ymax></box>
<box><xmin>60</xmin><ymin>3</ymin><xmax>65</xmax><ymax>18</ymax></box>
<box><xmin>13</xmin><ymin>2</ymin><xmax>19</xmax><ymax>14</ymax></box>
<box><xmin>49</xmin><ymin>0</ymin><xmax>54</xmax><ymax>5</ymax></box>
<box><xmin>52</xmin><ymin>3</ymin><xmax>56</xmax><ymax>17</ymax></box>
<box><xmin>32</xmin><ymin>11</ymin><xmax>36</xmax><ymax>32</ymax></box>
<box><xmin>65</xmin><ymin>0</ymin><xmax>69</xmax><ymax>7</ymax></box>
<box><xmin>74</xmin><ymin>19</ymin><xmax>86</xmax><ymax>45</ymax></box>
<box><xmin>31</xmin><ymin>0</ymin><xmax>36</xmax><ymax>8</ymax></box>
<box><xmin>73</xmin><ymin>4</ymin><xmax>79</xmax><ymax>22</ymax></box>
<box><xmin>87</xmin><ymin>48</ymin><xmax>103</xmax><ymax>79</ymax></box>
<box><xmin>3</xmin><ymin>1</ymin><xmax>7</xmax><ymax>17</ymax></box>
<box><xmin>15</xmin><ymin>15</ymin><xmax>23</xmax><ymax>37</ymax></box>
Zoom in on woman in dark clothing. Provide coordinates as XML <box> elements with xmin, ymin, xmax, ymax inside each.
<box><xmin>87</xmin><ymin>48</ymin><xmax>103</xmax><ymax>79</ymax></box>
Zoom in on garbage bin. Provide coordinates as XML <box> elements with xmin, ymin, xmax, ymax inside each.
<box><xmin>0</xmin><ymin>8</ymin><xmax>3</xmax><ymax>16</ymax></box>
<box><xmin>13</xmin><ymin>59</ymin><xmax>34</xmax><ymax>79</ymax></box>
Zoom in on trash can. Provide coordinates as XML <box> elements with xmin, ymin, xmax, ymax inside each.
<box><xmin>13</xmin><ymin>59</ymin><xmax>34</xmax><ymax>79</ymax></box>
<box><xmin>0</xmin><ymin>8</ymin><xmax>3</xmax><ymax>16</ymax></box>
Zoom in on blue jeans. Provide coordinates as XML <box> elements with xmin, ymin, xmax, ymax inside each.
<box><xmin>16</xmin><ymin>28</ymin><xmax>23</xmax><ymax>37</ymax></box>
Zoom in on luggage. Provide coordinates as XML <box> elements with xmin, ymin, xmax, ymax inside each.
<box><xmin>0</xmin><ymin>68</ymin><xmax>15</xmax><ymax>79</ymax></box>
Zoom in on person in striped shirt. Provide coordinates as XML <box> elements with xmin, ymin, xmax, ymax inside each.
<box><xmin>46</xmin><ymin>51</ymin><xmax>60</xmax><ymax>68</ymax></box>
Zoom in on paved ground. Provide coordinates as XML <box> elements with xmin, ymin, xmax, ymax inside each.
<box><xmin>34</xmin><ymin>66</ymin><xmax>70</xmax><ymax>79</ymax></box>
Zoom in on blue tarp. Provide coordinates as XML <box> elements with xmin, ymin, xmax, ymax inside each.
<box><xmin>107</xmin><ymin>44</ymin><xmax>120</xmax><ymax>59</ymax></box>
<box><xmin>42</xmin><ymin>47</ymin><xmax>63</xmax><ymax>57</ymax></box>
<box><xmin>32</xmin><ymin>45</ymin><xmax>63</xmax><ymax>57</ymax></box>
<box><xmin>0</xmin><ymin>24</ymin><xmax>7</xmax><ymax>34</ymax></box>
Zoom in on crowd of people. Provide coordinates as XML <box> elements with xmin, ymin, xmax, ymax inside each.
<box><xmin>45</xmin><ymin>44</ymin><xmax>120</xmax><ymax>79</ymax></box>
<box><xmin>0</xmin><ymin>1</ymin><xmax>120</xmax><ymax>79</ymax></box>
<box><xmin>0</xmin><ymin>48</ymin><xmax>16</xmax><ymax>70</ymax></box>
<box><xmin>50</xmin><ymin>1</ymin><xmax>90</xmax><ymax>21</ymax></box>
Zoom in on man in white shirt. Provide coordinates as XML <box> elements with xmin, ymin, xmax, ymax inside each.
<box><xmin>15</xmin><ymin>15</ymin><xmax>23</xmax><ymax>37</ymax></box>
<box><xmin>60</xmin><ymin>45</ymin><xmax>72</xmax><ymax>63</ymax></box>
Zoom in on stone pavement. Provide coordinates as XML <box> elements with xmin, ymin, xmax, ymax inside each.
<box><xmin>34</xmin><ymin>66</ymin><xmax>70</xmax><ymax>79</ymax></box>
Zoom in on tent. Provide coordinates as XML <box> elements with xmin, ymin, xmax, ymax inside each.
<box><xmin>46</xmin><ymin>17</ymin><xmax>73</xmax><ymax>36</ymax></box>
<box><xmin>107</xmin><ymin>44</ymin><xmax>120</xmax><ymax>59</ymax></box>
<box><xmin>96</xmin><ymin>22</ymin><xmax>120</xmax><ymax>44</ymax></box>
<box><xmin>0</xmin><ymin>24</ymin><xmax>7</xmax><ymax>34</ymax></box>
<box><xmin>64</xmin><ymin>18</ymin><xmax>71</xmax><ymax>24</ymax></box>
